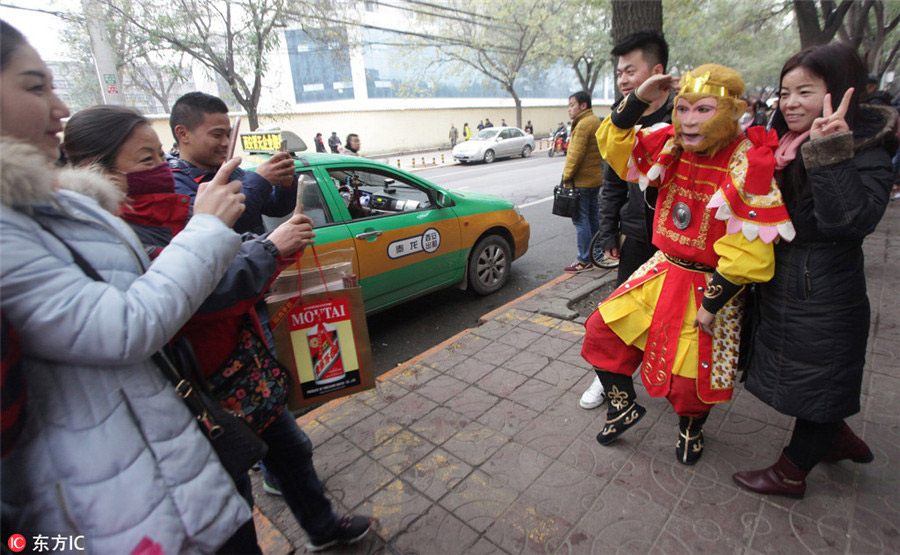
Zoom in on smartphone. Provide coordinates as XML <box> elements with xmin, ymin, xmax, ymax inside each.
<box><xmin>226</xmin><ymin>116</ymin><xmax>241</xmax><ymax>160</ymax></box>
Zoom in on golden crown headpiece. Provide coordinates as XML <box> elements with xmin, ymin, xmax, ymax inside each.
<box><xmin>680</xmin><ymin>71</ymin><xmax>735</xmax><ymax>98</ymax></box>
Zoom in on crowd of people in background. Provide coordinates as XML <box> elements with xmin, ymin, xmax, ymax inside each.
<box><xmin>2</xmin><ymin>11</ymin><xmax>899</xmax><ymax>553</ymax></box>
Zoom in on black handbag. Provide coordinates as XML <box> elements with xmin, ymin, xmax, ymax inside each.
<box><xmin>36</xmin><ymin>221</ymin><xmax>267</xmax><ymax>479</ymax></box>
<box><xmin>552</xmin><ymin>181</ymin><xmax>578</xmax><ymax>218</ymax></box>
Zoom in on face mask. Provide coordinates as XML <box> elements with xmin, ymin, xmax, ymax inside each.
<box><xmin>124</xmin><ymin>162</ymin><xmax>176</xmax><ymax>195</ymax></box>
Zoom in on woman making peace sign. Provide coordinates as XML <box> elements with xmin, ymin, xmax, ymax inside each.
<box><xmin>734</xmin><ymin>42</ymin><xmax>898</xmax><ymax>497</ymax></box>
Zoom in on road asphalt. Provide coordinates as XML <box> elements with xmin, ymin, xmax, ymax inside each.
<box><xmin>250</xmin><ymin>200</ymin><xmax>900</xmax><ymax>554</ymax></box>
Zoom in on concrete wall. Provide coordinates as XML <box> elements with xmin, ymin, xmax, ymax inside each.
<box><xmin>148</xmin><ymin>102</ymin><xmax>614</xmax><ymax>158</ymax></box>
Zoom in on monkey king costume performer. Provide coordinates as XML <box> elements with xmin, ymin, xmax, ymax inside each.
<box><xmin>584</xmin><ymin>64</ymin><xmax>795</xmax><ymax>464</ymax></box>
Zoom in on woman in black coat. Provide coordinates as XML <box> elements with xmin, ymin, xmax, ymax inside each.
<box><xmin>733</xmin><ymin>43</ymin><xmax>898</xmax><ymax>498</ymax></box>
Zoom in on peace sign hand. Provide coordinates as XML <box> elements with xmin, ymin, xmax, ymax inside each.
<box><xmin>810</xmin><ymin>87</ymin><xmax>853</xmax><ymax>140</ymax></box>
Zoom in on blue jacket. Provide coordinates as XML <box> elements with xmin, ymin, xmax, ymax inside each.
<box><xmin>169</xmin><ymin>156</ymin><xmax>297</xmax><ymax>235</ymax></box>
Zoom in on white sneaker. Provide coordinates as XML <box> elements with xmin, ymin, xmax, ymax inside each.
<box><xmin>579</xmin><ymin>375</ymin><xmax>606</xmax><ymax>409</ymax></box>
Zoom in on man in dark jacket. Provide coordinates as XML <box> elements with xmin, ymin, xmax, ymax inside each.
<box><xmin>314</xmin><ymin>132</ymin><xmax>327</xmax><ymax>152</ymax></box>
<box><xmin>579</xmin><ymin>31</ymin><xmax>673</xmax><ymax>410</ymax></box>
<box><xmin>328</xmin><ymin>132</ymin><xmax>342</xmax><ymax>153</ymax></box>
<box><xmin>169</xmin><ymin>92</ymin><xmax>297</xmax><ymax>236</ymax></box>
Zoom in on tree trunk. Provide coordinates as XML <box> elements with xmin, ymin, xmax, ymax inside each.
<box><xmin>610</xmin><ymin>0</ymin><xmax>662</xmax><ymax>102</ymax></box>
<box><xmin>611</xmin><ymin>0</ymin><xmax>663</xmax><ymax>46</ymax></box>
<box><xmin>509</xmin><ymin>87</ymin><xmax>523</xmax><ymax>129</ymax></box>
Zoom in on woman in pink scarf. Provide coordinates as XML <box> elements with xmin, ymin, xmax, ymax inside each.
<box><xmin>733</xmin><ymin>42</ymin><xmax>898</xmax><ymax>498</ymax></box>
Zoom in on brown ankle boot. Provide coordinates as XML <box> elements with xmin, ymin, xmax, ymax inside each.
<box><xmin>822</xmin><ymin>424</ymin><xmax>873</xmax><ymax>463</ymax></box>
<box><xmin>732</xmin><ymin>451</ymin><xmax>808</xmax><ymax>498</ymax></box>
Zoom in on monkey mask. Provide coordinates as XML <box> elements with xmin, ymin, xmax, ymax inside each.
<box><xmin>672</xmin><ymin>64</ymin><xmax>748</xmax><ymax>157</ymax></box>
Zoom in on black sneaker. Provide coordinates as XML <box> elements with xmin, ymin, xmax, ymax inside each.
<box><xmin>306</xmin><ymin>515</ymin><xmax>374</xmax><ymax>552</ymax></box>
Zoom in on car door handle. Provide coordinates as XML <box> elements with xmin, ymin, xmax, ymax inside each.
<box><xmin>355</xmin><ymin>230</ymin><xmax>383</xmax><ymax>240</ymax></box>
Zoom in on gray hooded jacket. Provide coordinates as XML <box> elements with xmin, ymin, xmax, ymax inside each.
<box><xmin>0</xmin><ymin>140</ymin><xmax>251</xmax><ymax>554</ymax></box>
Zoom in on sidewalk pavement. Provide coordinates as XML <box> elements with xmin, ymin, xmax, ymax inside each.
<box><xmin>251</xmin><ymin>202</ymin><xmax>900</xmax><ymax>554</ymax></box>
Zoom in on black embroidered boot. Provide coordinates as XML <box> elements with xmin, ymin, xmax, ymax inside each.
<box><xmin>595</xmin><ymin>370</ymin><xmax>646</xmax><ymax>445</ymax></box>
<box><xmin>675</xmin><ymin>412</ymin><xmax>710</xmax><ymax>465</ymax></box>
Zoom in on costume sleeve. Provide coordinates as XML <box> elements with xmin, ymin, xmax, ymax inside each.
<box><xmin>596</xmin><ymin>114</ymin><xmax>641</xmax><ymax>180</ymax></box>
<box><xmin>801</xmin><ymin>131</ymin><xmax>894</xmax><ymax>239</ymax></box>
<box><xmin>702</xmin><ymin>232</ymin><xmax>775</xmax><ymax>314</ymax></box>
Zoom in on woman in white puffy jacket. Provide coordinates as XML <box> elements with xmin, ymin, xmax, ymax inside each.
<box><xmin>0</xmin><ymin>21</ymin><xmax>254</xmax><ymax>553</ymax></box>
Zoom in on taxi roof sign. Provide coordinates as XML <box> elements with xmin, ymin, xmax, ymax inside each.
<box><xmin>240</xmin><ymin>130</ymin><xmax>307</xmax><ymax>154</ymax></box>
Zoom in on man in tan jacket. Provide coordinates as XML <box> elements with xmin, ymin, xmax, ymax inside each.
<box><xmin>562</xmin><ymin>91</ymin><xmax>604</xmax><ymax>273</ymax></box>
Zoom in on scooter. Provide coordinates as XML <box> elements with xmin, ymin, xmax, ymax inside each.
<box><xmin>548</xmin><ymin>132</ymin><xmax>568</xmax><ymax>157</ymax></box>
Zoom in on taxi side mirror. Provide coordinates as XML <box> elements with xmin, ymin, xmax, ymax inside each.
<box><xmin>436</xmin><ymin>191</ymin><xmax>455</xmax><ymax>208</ymax></box>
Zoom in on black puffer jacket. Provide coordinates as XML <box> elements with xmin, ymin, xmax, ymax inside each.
<box><xmin>596</xmin><ymin>96</ymin><xmax>673</xmax><ymax>250</ymax></box>
<box><xmin>745</xmin><ymin>105</ymin><xmax>898</xmax><ymax>422</ymax></box>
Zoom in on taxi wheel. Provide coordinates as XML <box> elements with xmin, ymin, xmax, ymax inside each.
<box><xmin>522</xmin><ymin>145</ymin><xmax>533</xmax><ymax>158</ymax></box>
<box><xmin>469</xmin><ymin>235</ymin><xmax>511</xmax><ymax>295</ymax></box>
<box><xmin>483</xmin><ymin>150</ymin><xmax>496</xmax><ymax>164</ymax></box>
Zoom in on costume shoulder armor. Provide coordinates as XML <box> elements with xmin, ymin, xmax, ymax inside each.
<box><xmin>707</xmin><ymin>130</ymin><xmax>795</xmax><ymax>243</ymax></box>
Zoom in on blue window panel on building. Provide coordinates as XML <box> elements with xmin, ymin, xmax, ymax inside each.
<box><xmin>286</xmin><ymin>29</ymin><xmax>354</xmax><ymax>103</ymax></box>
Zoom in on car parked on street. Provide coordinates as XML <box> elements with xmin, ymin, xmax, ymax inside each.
<box><xmin>248</xmin><ymin>148</ymin><xmax>530</xmax><ymax>314</ymax></box>
<box><xmin>451</xmin><ymin>126</ymin><xmax>535</xmax><ymax>164</ymax></box>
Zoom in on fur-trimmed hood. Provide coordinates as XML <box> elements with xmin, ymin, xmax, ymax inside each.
<box><xmin>854</xmin><ymin>104</ymin><xmax>899</xmax><ymax>154</ymax></box>
<box><xmin>0</xmin><ymin>139</ymin><xmax>124</xmax><ymax>213</ymax></box>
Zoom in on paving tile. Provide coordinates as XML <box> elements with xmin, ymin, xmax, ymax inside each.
<box><xmin>312</xmin><ymin>435</ymin><xmax>366</xmax><ymax>482</ymax></box>
<box><xmin>318</xmin><ymin>399</ymin><xmax>376</xmax><ymax>434</ymax></box>
<box><xmin>467</xmin><ymin>536</ymin><xmax>507</xmax><ymax>554</ymax></box>
<box><xmin>438</xmin><ymin>469</ymin><xmax>520</xmax><ymax>533</ymax></box>
<box><xmin>726</xmin><ymin>389</ymin><xmax>794</xmax><ymax>431</ymax></box>
<box><xmin>414</xmin><ymin>373</ymin><xmax>471</xmax><ymax>405</ymax></box>
<box><xmin>558</xmin><ymin>481</ymin><xmax>669</xmax><ymax>554</ymax></box>
<box><xmin>526</xmin><ymin>334</ymin><xmax>575</xmax><ymax>359</ymax></box>
<box><xmin>558</xmin><ymin>432</ymin><xmax>634</xmax><ymax>482</ymax></box>
<box><xmin>471</xmin><ymin>341</ymin><xmax>521</xmax><ymax>366</ymax></box>
<box><xmin>443</xmin><ymin>384</ymin><xmax>500</xmax><ymax>420</ymax></box>
<box><xmin>524</xmin><ymin>460</ymin><xmax>604</xmax><ymax>524</ymax></box>
<box><xmin>610</xmin><ymin>452</ymin><xmax>692</xmax><ymax>509</ymax></box>
<box><xmin>442</xmin><ymin>420</ymin><xmax>511</xmax><ymax>466</ymax></box>
<box><xmin>387</xmin><ymin>361</ymin><xmax>436</xmax><ymax>393</ymax></box>
<box><xmin>849</xmin><ymin>505</ymin><xmax>900</xmax><ymax>554</ymax></box>
<box><xmin>399</xmin><ymin>448</ymin><xmax>473</xmax><ymax>502</ymax></box>
<box><xmin>389</xmin><ymin>504</ymin><xmax>480</xmax><ymax>554</ymax></box>
<box><xmin>514</xmin><ymin>314</ymin><xmax>557</xmax><ymax>335</ymax></box>
<box><xmin>506</xmin><ymin>379</ymin><xmax>568</xmax><ymax>414</ymax></box>
<box><xmin>359</xmin><ymin>478</ymin><xmax>433</xmax><ymax>541</ymax></box>
<box><xmin>674</xmin><ymin>474</ymin><xmax>762</xmax><ymax>545</ymax></box>
<box><xmin>513</xmin><ymin>409</ymin><xmax>583</xmax><ymax>459</ymax></box>
<box><xmin>501</xmin><ymin>350</ymin><xmax>552</xmax><ymax>377</ymax></box>
<box><xmin>484</xmin><ymin>493</ymin><xmax>575</xmax><ymax>554</ymax></box>
<box><xmin>691</xmin><ymin>412</ymin><xmax>790</xmax><ymax>486</ymax></box>
<box><xmin>477</xmin><ymin>398</ymin><xmax>541</xmax><ymax>438</ymax></box>
<box><xmin>532</xmin><ymin>359</ymin><xmax>588</xmax><ymax>389</ymax></box>
<box><xmin>545</xmin><ymin>319</ymin><xmax>585</xmax><ymax>342</ymax></box>
<box><xmin>651</xmin><ymin>515</ymin><xmax>745</xmax><ymax>555</ymax></box>
<box><xmin>865</xmin><ymin>373</ymin><xmax>900</xmax><ymax>425</ymax></box>
<box><xmin>337</xmin><ymin>408</ymin><xmax>403</xmax><ymax>451</ymax></box>
<box><xmin>496</xmin><ymin>326</ymin><xmax>546</xmax><ymax>350</ymax></box>
<box><xmin>383</xmin><ymin>391</ymin><xmax>439</xmax><ymax>427</ymax></box>
<box><xmin>445</xmin><ymin>333</ymin><xmax>490</xmax><ymax>356</ymax></box>
<box><xmin>445</xmin><ymin>356</ymin><xmax>499</xmax><ymax>383</ymax></box>
<box><xmin>544</xmin><ymin>390</ymin><xmax>606</xmax><ymax>430</ymax></box>
<box><xmin>557</xmin><ymin>341</ymin><xmax>588</xmax><ymax>368</ymax></box>
<box><xmin>370</xmin><ymin>430</ymin><xmax>436</xmax><ymax>474</ymax></box>
<box><xmin>480</xmin><ymin>440</ymin><xmax>554</xmax><ymax>493</ymax></box>
<box><xmin>409</xmin><ymin>405</ymin><xmax>473</xmax><ymax>445</ymax></box>
<box><xmin>476</xmin><ymin>366</ymin><xmax>529</xmax><ymax>398</ymax></box>
<box><xmin>472</xmin><ymin>319</ymin><xmax>517</xmax><ymax>341</ymax></box>
<box><xmin>763</xmin><ymin>464</ymin><xmax>856</xmax><ymax>534</ymax></box>
<box><xmin>420</xmin><ymin>349</ymin><xmax>470</xmax><ymax>372</ymax></box>
<box><xmin>749</xmin><ymin>502</ymin><xmax>848</xmax><ymax>554</ymax></box>
<box><xmin>354</xmin><ymin>379</ymin><xmax>410</xmax><ymax>412</ymax></box>
<box><xmin>324</xmin><ymin>454</ymin><xmax>395</xmax><ymax>511</ymax></box>
<box><xmin>299</xmin><ymin>418</ymin><xmax>336</xmax><ymax>447</ymax></box>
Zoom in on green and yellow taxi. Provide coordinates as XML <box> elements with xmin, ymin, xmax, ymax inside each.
<box><xmin>244</xmin><ymin>131</ymin><xmax>530</xmax><ymax>314</ymax></box>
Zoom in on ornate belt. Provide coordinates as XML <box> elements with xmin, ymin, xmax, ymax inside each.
<box><xmin>665</xmin><ymin>255</ymin><xmax>714</xmax><ymax>273</ymax></box>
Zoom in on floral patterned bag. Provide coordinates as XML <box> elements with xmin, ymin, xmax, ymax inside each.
<box><xmin>207</xmin><ymin>319</ymin><xmax>290</xmax><ymax>433</ymax></box>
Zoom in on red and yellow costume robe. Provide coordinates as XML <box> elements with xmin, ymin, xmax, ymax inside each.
<box><xmin>582</xmin><ymin>113</ymin><xmax>795</xmax><ymax>414</ymax></box>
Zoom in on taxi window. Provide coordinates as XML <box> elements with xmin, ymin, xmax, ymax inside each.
<box><xmin>298</xmin><ymin>171</ymin><xmax>332</xmax><ymax>227</ymax></box>
<box><xmin>326</xmin><ymin>167</ymin><xmax>433</xmax><ymax>221</ymax></box>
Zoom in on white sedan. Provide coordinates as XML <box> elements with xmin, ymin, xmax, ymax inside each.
<box><xmin>452</xmin><ymin>127</ymin><xmax>535</xmax><ymax>164</ymax></box>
